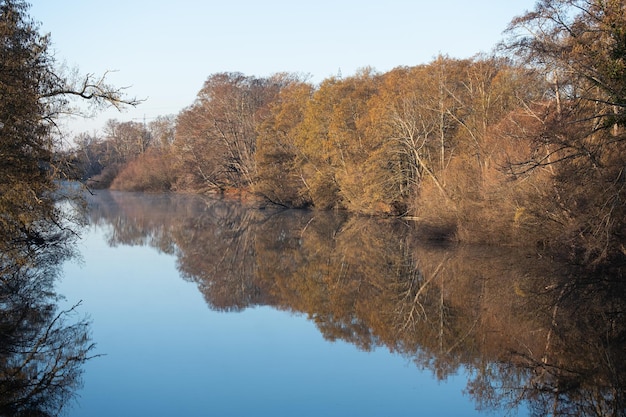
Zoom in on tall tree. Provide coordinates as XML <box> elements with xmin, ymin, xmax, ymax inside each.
<box><xmin>504</xmin><ymin>0</ymin><xmax>626</xmax><ymax>264</ymax></box>
<box><xmin>101</xmin><ymin>119</ymin><xmax>151</xmax><ymax>165</ymax></box>
<box><xmin>0</xmin><ymin>1</ymin><xmax>136</xmax><ymax>413</ymax></box>
<box><xmin>174</xmin><ymin>72</ymin><xmax>282</xmax><ymax>192</ymax></box>
<box><xmin>255</xmin><ymin>78</ymin><xmax>314</xmax><ymax>207</ymax></box>
<box><xmin>366</xmin><ymin>61</ymin><xmax>461</xmax><ymax>210</ymax></box>
<box><xmin>0</xmin><ymin>0</ymin><xmax>55</xmax><ymax>263</ymax></box>
<box><xmin>0</xmin><ymin>0</ymin><xmax>138</xmax><ymax>264</ymax></box>
<box><xmin>504</xmin><ymin>0</ymin><xmax>626</xmax><ymax>157</ymax></box>
<box><xmin>294</xmin><ymin>69</ymin><xmax>379</xmax><ymax>211</ymax></box>
<box><xmin>326</xmin><ymin>68</ymin><xmax>381</xmax><ymax>213</ymax></box>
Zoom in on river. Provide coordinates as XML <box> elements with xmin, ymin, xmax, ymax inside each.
<box><xmin>52</xmin><ymin>190</ymin><xmax>625</xmax><ymax>416</ymax></box>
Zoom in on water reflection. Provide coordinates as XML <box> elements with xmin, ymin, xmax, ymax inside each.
<box><xmin>88</xmin><ymin>190</ymin><xmax>626</xmax><ymax>416</ymax></box>
<box><xmin>0</xmin><ymin>232</ymin><xmax>95</xmax><ymax>416</ymax></box>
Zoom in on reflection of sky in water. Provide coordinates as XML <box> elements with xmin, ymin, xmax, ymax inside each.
<box><xmin>59</xmin><ymin>225</ymin><xmax>487</xmax><ymax>417</ymax></box>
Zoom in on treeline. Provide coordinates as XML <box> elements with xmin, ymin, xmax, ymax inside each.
<box><xmin>65</xmin><ymin>0</ymin><xmax>626</xmax><ymax>266</ymax></box>
<box><xmin>63</xmin><ymin>116</ymin><xmax>176</xmax><ymax>189</ymax></box>
<box><xmin>63</xmin><ymin>60</ymin><xmax>546</xmax><ymax>241</ymax></box>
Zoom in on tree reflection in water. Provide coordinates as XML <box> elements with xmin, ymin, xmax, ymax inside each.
<box><xmin>89</xmin><ymin>190</ymin><xmax>626</xmax><ymax>417</ymax></box>
<box><xmin>0</xmin><ymin>239</ymin><xmax>95</xmax><ymax>416</ymax></box>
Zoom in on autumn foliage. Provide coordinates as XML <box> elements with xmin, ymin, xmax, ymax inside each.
<box><xmin>68</xmin><ymin>0</ymin><xmax>626</xmax><ymax>267</ymax></box>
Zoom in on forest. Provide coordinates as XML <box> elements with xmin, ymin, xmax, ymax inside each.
<box><xmin>62</xmin><ymin>0</ymin><xmax>626</xmax><ymax>268</ymax></box>
<box><xmin>0</xmin><ymin>0</ymin><xmax>624</xmax><ymax>413</ymax></box>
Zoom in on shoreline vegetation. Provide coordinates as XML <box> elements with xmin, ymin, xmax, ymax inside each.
<box><xmin>1</xmin><ymin>0</ymin><xmax>625</xmax><ymax>413</ymax></box>
<box><xmin>0</xmin><ymin>0</ymin><xmax>626</xmax><ymax>415</ymax></box>
<box><xmin>62</xmin><ymin>1</ymin><xmax>626</xmax><ymax>269</ymax></box>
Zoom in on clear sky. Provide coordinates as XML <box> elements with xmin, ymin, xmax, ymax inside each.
<box><xmin>30</xmin><ymin>1</ymin><xmax>538</xmax><ymax>137</ymax></box>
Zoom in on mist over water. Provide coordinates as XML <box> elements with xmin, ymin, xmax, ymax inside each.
<box><xmin>55</xmin><ymin>191</ymin><xmax>625</xmax><ymax>417</ymax></box>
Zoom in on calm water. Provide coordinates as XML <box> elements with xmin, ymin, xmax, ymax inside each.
<box><xmin>53</xmin><ymin>191</ymin><xmax>624</xmax><ymax>417</ymax></box>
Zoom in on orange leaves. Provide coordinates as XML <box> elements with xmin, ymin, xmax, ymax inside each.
<box><xmin>252</xmin><ymin>58</ymin><xmax>544</xmax><ymax>217</ymax></box>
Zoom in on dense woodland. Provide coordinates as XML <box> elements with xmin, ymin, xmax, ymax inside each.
<box><xmin>1</xmin><ymin>0</ymin><xmax>625</xmax><ymax>413</ymax></box>
<box><xmin>66</xmin><ymin>0</ymin><xmax>626</xmax><ymax>268</ymax></box>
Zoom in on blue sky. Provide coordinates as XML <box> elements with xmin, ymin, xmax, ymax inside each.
<box><xmin>30</xmin><ymin>1</ymin><xmax>538</xmax><ymax>137</ymax></box>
